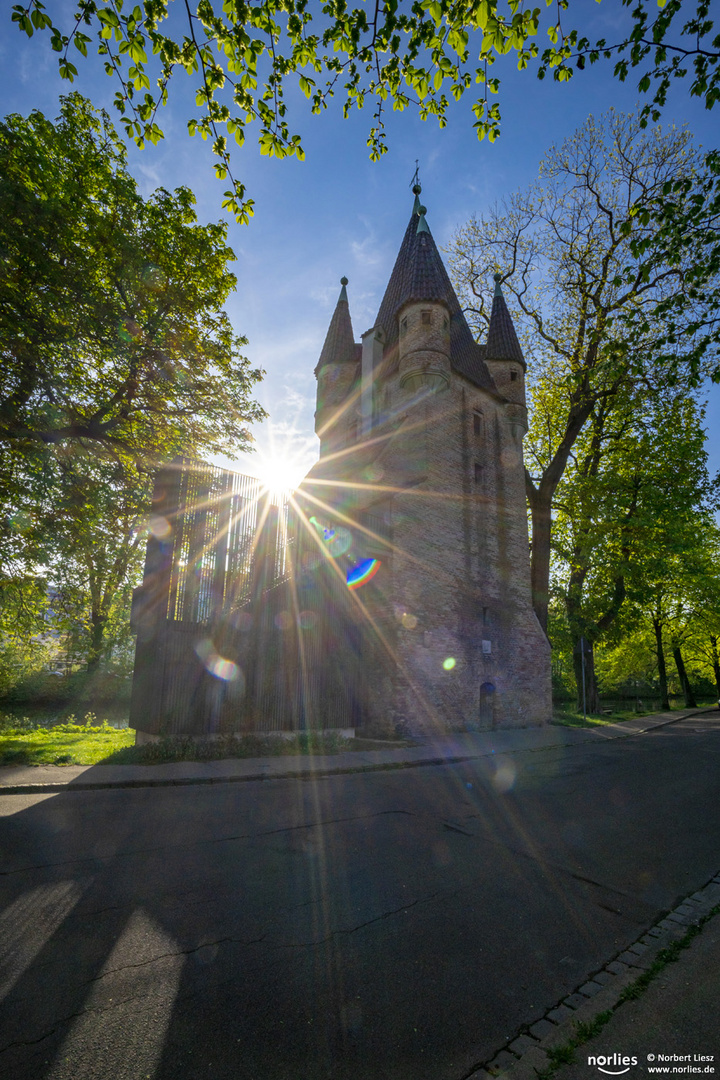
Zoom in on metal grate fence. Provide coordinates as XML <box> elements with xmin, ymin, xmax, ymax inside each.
<box><xmin>129</xmin><ymin>458</ymin><xmax>363</xmax><ymax>736</ymax></box>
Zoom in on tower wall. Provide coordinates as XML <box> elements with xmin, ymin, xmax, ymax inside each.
<box><xmin>397</xmin><ymin>300</ymin><xmax>451</xmax><ymax>394</ymax></box>
<box><xmin>315</xmin><ymin>361</ymin><xmax>359</xmax><ymax>457</ymax></box>
<box><xmin>364</xmin><ymin>361</ymin><xmax>550</xmax><ymax>735</ymax></box>
<box><xmin>305</xmin><ymin>201</ymin><xmax>552</xmax><ymax>735</ymax></box>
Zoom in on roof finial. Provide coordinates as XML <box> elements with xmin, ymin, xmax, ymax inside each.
<box><xmin>340</xmin><ymin>276</ymin><xmax>349</xmax><ymax>302</ymax></box>
<box><xmin>411</xmin><ymin>160</ymin><xmax>421</xmax><ymax>192</ymax></box>
<box><xmin>411</xmin><ymin>161</ymin><xmax>422</xmax><ymax>214</ymax></box>
<box><xmin>493</xmin><ymin>272</ymin><xmax>503</xmax><ymax>297</ymax></box>
<box><xmin>416</xmin><ymin>205</ymin><xmax>429</xmax><ymax>235</ymax></box>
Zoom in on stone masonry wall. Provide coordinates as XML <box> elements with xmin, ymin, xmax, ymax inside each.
<box><xmin>375</xmin><ymin>359</ymin><xmax>551</xmax><ymax>733</ymax></box>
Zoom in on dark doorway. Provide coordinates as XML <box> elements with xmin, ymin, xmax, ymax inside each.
<box><xmin>479</xmin><ymin>682</ymin><xmax>496</xmax><ymax>729</ymax></box>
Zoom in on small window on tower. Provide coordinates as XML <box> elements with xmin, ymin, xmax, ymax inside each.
<box><xmin>400</xmin><ymin>317</ymin><xmax>408</xmax><ymax>336</ymax></box>
<box><xmin>510</xmin><ymin>369</ymin><xmax>518</xmax><ymax>382</ymax></box>
<box><xmin>473</xmin><ymin>411</ymin><xmax>483</xmax><ymax>436</ymax></box>
<box><xmin>421</xmin><ymin>310</ymin><xmax>432</xmax><ymax>325</ymax></box>
<box><xmin>443</xmin><ymin>316</ymin><xmax>448</xmax><ymax>329</ymax></box>
<box><xmin>474</xmin><ymin>462</ymin><xmax>483</xmax><ymax>484</ymax></box>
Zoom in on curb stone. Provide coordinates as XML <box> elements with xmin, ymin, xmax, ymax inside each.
<box><xmin>463</xmin><ymin>870</ymin><xmax>720</xmax><ymax>1080</ymax></box>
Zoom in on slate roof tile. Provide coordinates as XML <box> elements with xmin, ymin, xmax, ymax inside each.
<box><xmin>374</xmin><ymin>208</ymin><xmax>496</xmax><ymax>392</ymax></box>
<box><xmin>486</xmin><ymin>287</ymin><xmax>526</xmax><ymax>367</ymax></box>
<box><xmin>315</xmin><ymin>281</ymin><xmax>357</xmax><ymax>374</ymax></box>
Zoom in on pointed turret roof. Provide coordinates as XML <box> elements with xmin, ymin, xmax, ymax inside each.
<box><xmin>315</xmin><ymin>277</ymin><xmax>357</xmax><ymax>374</ymax></box>
<box><xmin>374</xmin><ymin>192</ymin><xmax>495</xmax><ymax>391</ymax></box>
<box><xmin>486</xmin><ymin>274</ymin><xmax>525</xmax><ymax>368</ymax></box>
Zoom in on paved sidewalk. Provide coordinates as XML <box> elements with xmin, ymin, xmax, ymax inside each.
<box><xmin>468</xmin><ymin>872</ymin><xmax>720</xmax><ymax>1080</ymax></box>
<box><xmin>554</xmin><ymin>905</ymin><xmax>720</xmax><ymax>1078</ymax></box>
<box><xmin>0</xmin><ymin>707</ymin><xmax>713</xmax><ymax>794</ymax></box>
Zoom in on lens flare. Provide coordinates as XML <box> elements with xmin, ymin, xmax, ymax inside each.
<box><xmin>328</xmin><ymin>527</ymin><xmax>352</xmax><ymax>556</ymax></box>
<box><xmin>442</xmin><ymin>657</ymin><xmax>456</xmax><ymax>671</ymax></box>
<box><xmin>309</xmin><ymin>516</ymin><xmax>336</xmax><ymax>541</ymax></box>
<box><xmin>229</xmin><ymin>610</ymin><xmax>252</xmax><ymax>632</ymax></box>
<box><xmin>194</xmin><ymin>638</ymin><xmax>241</xmax><ymax>682</ymax></box>
<box><xmin>208</xmin><ymin>657</ymin><xmax>241</xmax><ymax>682</ymax></box>
<box><xmin>346</xmin><ymin>558</ymin><xmax>380</xmax><ymax>590</ymax></box>
<box><xmin>148</xmin><ymin>516</ymin><xmax>171</xmax><ymax>539</ymax></box>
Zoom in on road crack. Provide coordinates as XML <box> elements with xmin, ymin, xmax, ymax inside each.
<box><xmin>0</xmin><ymin>809</ymin><xmax>416</xmax><ymax>879</ymax></box>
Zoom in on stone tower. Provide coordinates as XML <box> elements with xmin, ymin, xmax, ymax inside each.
<box><xmin>300</xmin><ymin>189</ymin><xmax>551</xmax><ymax>734</ymax></box>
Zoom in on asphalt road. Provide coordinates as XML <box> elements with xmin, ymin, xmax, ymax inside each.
<box><xmin>0</xmin><ymin>714</ymin><xmax>718</xmax><ymax>1080</ymax></box>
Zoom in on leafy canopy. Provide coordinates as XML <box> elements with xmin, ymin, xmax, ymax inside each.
<box><xmin>449</xmin><ymin>110</ymin><xmax>720</xmax><ymax>631</ymax></box>
<box><xmin>9</xmin><ymin>1</ymin><xmax>719</xmax><ymax>221</ymax></box>
<box><xmin>1</xmin><ymin>94</ymin><xmax>269</xmax><ymax>676</ymax></box>
<box><xmin>0</xmin><ymin>93</ymin><xmax>265</xmax><ymax>461</ymax></box>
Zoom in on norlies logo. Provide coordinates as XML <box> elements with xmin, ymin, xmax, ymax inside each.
<box><xmin>588</xmin><ymin>1054</ymin><xmax>638</xmax><ymax>1075</ymax></box>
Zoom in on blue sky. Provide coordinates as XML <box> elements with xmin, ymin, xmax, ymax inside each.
<box><xmin>2</xmin><ymin>3</ymin><xmax>718</xmax><ymax>491</ymax></box>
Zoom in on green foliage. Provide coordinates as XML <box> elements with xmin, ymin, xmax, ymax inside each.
<box><xmin>544</xmin><ymin>386</ymin><xmax>719</xmax><ymax>706</ymax></box>
<box><xmin>449</xmin><ymin>111</ymin><xmax>720</xmax><ymax>643</ymax></box>
<box><xmin>0</xmin><ymin>725</ymin><xmax>354</xmax><ymax>765</ymax></box>
<box><xmin>552</xmin><ymin>707</ymin><xmax>652</xmax><ymax>728</ymax></box>
<box><xmin>0</xmin><ymin>93</ymin><xmax>265</xmax><ymax>457</ymax></box>
<box><xmin>37</xmin><ymin>448</ymin><xmax>152</xmax><ymax>671</ymax></box>
<box><xmin>0</xmin><ymin>577</ymin><xmax>55</xmax><ymax>691</ymax></box>
<box><xmin>0</xmin><ymin>716</ymin><xmax>133</xmax><ymax>765</ymax></box>
<box><xmin>569</xmin><ymin>1</ymin><xmax>720</xmax><ymax>126</ymax></box>
<box><xmin>8</xmin><ymin>2</ymin><xmax>718</xmax><ymax>220</ymax></box>
<box><xmin>0</xmin><ymin>95</ymin><xmax>266</xmax><ymax>677</ymax></box>
<box><xmin>0</xmin><ymin>711</ymin><xmax>122</xmax><ymax>733</ymax></box>
<box><xmin>110</xmin><ymin>730</ymin><xmax>354</xmax><ymax>764</ymax></box>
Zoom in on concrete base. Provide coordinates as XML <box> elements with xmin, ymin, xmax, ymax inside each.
<box><xmin>133</xmin><ymin>728</ymin><xmax>355</xmax><ymax>746</ymax></box>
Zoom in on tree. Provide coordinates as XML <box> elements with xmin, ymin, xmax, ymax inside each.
<box><xmin>448</xmin><ymin>111</ymin><xmax>719</xmax><ymax>633</ymax></box>
<box><xmin>641</xmin><ymin>540</ymin><xmax>720</xmax><ymax>711</ymax></box>
<box><xmin>0</xmin><ymin>575</ymin><xmax>56</xmax><ymax>694</ymax></box>
<box><xmin>42</xmin><ymin>448</ymin><xmax>152</xmax><ymax>671</ymax></box>
<box><xmin>548</xmin><ymin>390</ymin><xmax>714</xmax><ymax>710</ymax></box>
<box><xmin>663</xmin><ymin>525</ymin><xmax>720</xmax><ymax>707</ymax></box>
<box><xmin>0</xmin><ymin>95</ymin><xmax>266</xmax><ymax>675</ymax></box>
<box><xmin>9</xmin><ymin>1</ymin><xmax>718</xmax><ymax>219</ymax></box>
<box><xmin>0</xmin><ymin>93</ymin><xmax>265</xmax><ymax>459</ymax></box>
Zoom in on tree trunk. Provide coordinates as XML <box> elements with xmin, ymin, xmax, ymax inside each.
<box><xmin>529</xmin><ymin>491</ymin><xmax>552</xmax><ymax>634</ymax></box>
<box><xmin>86</xmin><ymin>611</ymin><xmax>107</xmax><ymax>673</ymax></box>
<box><xmin>653</xmin><ymin>617</ymin><xmax>670</xmax><ymax>710</ymax></box>
<box><xmin>709</xmin><ymin>635</ymin><xmax>720</xmax><ymax>703</ymax></box>
<box><xmin>672</xmin><ymin>643</ymin><xmax>697</xmax><ymax>709</ymax></box>
<box><xmin>572</xmin><ymin>637</ymin><xmax>600</xmax><ymax>714</ymax></box>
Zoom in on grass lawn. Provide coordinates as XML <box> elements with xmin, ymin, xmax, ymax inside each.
<box><xmin>0</xmin><ymin>717</ymin><xmax>364</xmax><ymax>766</ymax></box>
<box><xmin>1</xmin><ymin>705</ymin><xmax>715</xmax><ymax>767</ymax></box>
<box><xmin>551</xmin><ymin>702</ymin><xmax>716</xmax><ymax>728</ymax></box>
<box><xmin>0</xmin><ymin>721</ymin><xmax>134</xmax><ymax>766</ymax></box>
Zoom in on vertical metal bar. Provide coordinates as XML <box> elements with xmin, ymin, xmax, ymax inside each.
<box><xmin>212</xmin><ymin>470</ymin><xmax>232</xmax><ymax>613</ymax></box>
<box><xmin>185</xmin><ymin>464</ymin><xmax>211</xmax><ymax>624</ymax></box>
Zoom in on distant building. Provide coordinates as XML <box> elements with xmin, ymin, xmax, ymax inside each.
<box><xmin>299</xmin><ymin>187</ymin><xmax>551</xmax><ymax>733</ymax></box>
